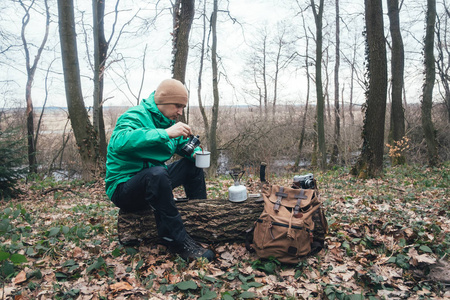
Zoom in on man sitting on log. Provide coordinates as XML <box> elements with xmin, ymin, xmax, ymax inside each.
<box><xmin>105</xmin><ymin>78</ymin><xmax>215</xmax><ymax>262</ymax></box>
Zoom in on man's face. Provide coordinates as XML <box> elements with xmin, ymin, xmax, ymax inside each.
<box><xmin>157</xmin><ymin>103</ymin><xmax>185</xmax><ymax>120</ymax></box>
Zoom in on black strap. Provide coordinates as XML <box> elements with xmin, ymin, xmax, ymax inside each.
<box><xmin>245</xmin><ymin>226</ymin><xmax>255</xmax><ymax>252</ymax></box>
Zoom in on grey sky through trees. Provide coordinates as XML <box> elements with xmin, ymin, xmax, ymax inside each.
<box><xmin>0</xmin><ymin>0</ymin><xmax>440</xmax><ymax>109</ymax></box>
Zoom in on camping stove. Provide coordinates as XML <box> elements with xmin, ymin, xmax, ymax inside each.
<box><xmin>228</xmin><ymin>167</ymin><xmax>248</xmax><ymax>202</ymax></box>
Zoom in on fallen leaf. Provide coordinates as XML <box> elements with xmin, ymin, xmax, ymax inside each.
<box><xmin>341</xmin><ymin>271</ymin><xmax>355</xmax><ymax>282</ymax></box>
<box><xmin>72</xmin><ymin>247</ymin><xmax>83</xmax><ymax>258</ymax></box>
<box><xmin>280</xmin><ymin>269</ymin><xmax>295</xmax><ymax>277</ymax></box>
<box><xmin>416</xmin><ymin>254</ymin><xmax>436</xmax><ymax>264</ymax></box>
<box><xmin>13</xmin><ymin>270</ymin><xmax>27</xmax><ymax>285</ymax></box>
<box><xmin>220</xmin><ymin>251</ymin><xmax>234</xmax><ymax>261</ymax></box>
<box><xmin>109</xmin><ymin>281</ymin><xmax>133</xmax><ymax>292</ymax></box>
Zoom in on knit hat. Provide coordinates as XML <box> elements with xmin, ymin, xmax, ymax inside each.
<box><xmin>154</xmin><ymin>79</ymin><xmax>188</xmax><ymax>105</ymax></box>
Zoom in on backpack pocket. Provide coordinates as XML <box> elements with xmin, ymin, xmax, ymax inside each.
<box><xmin>253</xmin><ymin>216</ymin><xmax>312</xmax><ymax>263</ymax></box>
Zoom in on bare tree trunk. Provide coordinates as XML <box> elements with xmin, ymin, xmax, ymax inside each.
<box><xmin>208</xmin><ymin>0</ymin><xmax>220</xmax><ymax>177</ymax></box>
<box><xmin>341</xmin><ymin>84</ymin><xmax>348</xmax><ymax>165</ymax></box>
<box><xmin>262</xmin><ymin>36</ymin><xmax>269</xmax><ymax>119</ymax></box>
<box><xmin>197</xmin><ymin>1</ymin><xmax>210</xmax><ymax>148</ymax></box>
<box><xmin>347</xmin><ymin>35</ymin><xmax>358</xmax><ymax>126</ymax></box>
<box><xmin>20</xmin><ymin>0</ymin><xmax>50</xmax><ymax>174</ymax></box>
<box><xmin>57</xmin><ymin>0</ymin><xmax>101</xmax><ymax>180</ymax></box>
<box><xmin>272</xmin><ymin>31</ymin><xmax>283</xmax><ymax>119</ymax></box>
<box><xmin>172</xmin><ymin>0</ymin><xmax>195</xmax><ymax>83</ymax></box>
<box><xmin>351</xmin><ymin>0</ymin><xmax>387</xmax><ymax>178</ymax></box>
<box><xmin>331</xmin><ymin>0</ymin><xmax>341</xmax><ymax>165</ymax></box>
<box><xmin>387</xmin><ymin>0</ymin><xmax>406</xmax><ymax>165</ymax></box>
<box><xmin>295</xmin><ymin>14</ymin><xmax>311</xmax><ymax>169</ymax></box>
<box><xmin>421</xmin><ymin>0</ymin><xmax>439</xmax><ymax>166</ymax></box>
<box><xmin>310</xmin><ymin>0</ymin><xmax>327</xmax><ymax>170</ymax></box>
<box><xmin>436</xmin><ymin>4</ymin><xmax>450</xmax><ymax>124</ymax></box>
<box><xmin>171</xmin><ymin>0</ymin><xmax>194</xmax><ymax>125</ymax></box>
<box><xmin>324</xmin><ymin>48</ymin><xmax>331</xmax><ymax>123</ymax></box>
<box><xmin>92</xmin><ymin>0</ymin><xmax>108</xmax><ymax>160</ymax></box>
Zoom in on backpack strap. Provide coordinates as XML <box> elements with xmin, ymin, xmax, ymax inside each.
<box><xmin>293</xmin><ymin>190</ymin><xmax>308</xmax><ymax>216</ymax></box>
<box><xmin>245</xmin><ymin>226</ymin><xmax>255</xmax><ymax>253</ymax></box>
<box><xmin>273</xmin><ymin>187</ymin><xmax>288</xmax><ymax>212</ymax></box>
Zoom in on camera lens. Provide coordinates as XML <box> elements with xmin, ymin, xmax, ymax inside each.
<box><xmin>180</xmin><ymin>135</ymin><xmax>201</xmax><ymax>156</ymax></box>
<box><xmin>305</xmin><ymin>179</ymin><xmax>315</xmax><ymax>189</ymax></box>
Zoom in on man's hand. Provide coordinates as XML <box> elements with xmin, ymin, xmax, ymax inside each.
<box><xmin>165</xmin><ymin>122</ymin><xmax>192</xmax><ymax>139</ymax></box>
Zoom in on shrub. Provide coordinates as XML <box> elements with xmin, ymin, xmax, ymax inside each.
<box><xmin>0</xmin><ymin>127</ymin><xmax>27</xmax><ymax>200</ymax></box>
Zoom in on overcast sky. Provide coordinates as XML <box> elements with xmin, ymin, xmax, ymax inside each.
<box><xmin>0</xmin><ymin>0</ymin><xmax>433</xmax><ymax>109</ymax></box>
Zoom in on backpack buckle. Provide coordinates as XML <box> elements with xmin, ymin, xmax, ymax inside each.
<box><xmin>293</xmin><ymin>190</ymin><xmax>308</xmax><ymax>215</ymax></box>
<box><xmin>273</xmin><ymin>187</ymin><xmax>287</xmax><ymax>212</ymax></box>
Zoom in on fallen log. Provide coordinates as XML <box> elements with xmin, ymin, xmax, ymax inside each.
<box><xmin>117</xmin><ymin>197</ymin><xmax>265</xmax><ymax>245</ymax></box>
<box><xmin>117</xmin><ymin>196</ymin><xmax>328</xmax><ymax>248</ymax></box>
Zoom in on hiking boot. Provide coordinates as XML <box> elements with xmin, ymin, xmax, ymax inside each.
<box><xmin>166</xmin><ymin>235</ymin><xmax>215</xmax><ymax>262</ymax></box>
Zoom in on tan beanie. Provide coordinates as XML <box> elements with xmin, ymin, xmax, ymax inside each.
<box><xmin>154</xmin><ymin>79</ymin><xmax>188</xmax><ymax>105</ymax></box>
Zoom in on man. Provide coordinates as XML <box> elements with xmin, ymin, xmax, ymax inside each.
<box><xmin>105</xmin><ymin>78</ymin><xmax>214</xmax><ymax>262</ymax></box>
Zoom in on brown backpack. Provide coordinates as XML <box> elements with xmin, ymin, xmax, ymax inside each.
<box><xmin>247</xmin><ymin>184</ymin><xmax>328</xmax><ymax>264</ymax></box>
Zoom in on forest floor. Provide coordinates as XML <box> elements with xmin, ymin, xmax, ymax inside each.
<box><xmin>0</xmin><ymin>163</ymin><xmax>449</xmax><ymax>299</ymax></box>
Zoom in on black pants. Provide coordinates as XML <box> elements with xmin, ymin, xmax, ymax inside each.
<box><xmin>111</xmin><ymin>158</ymin><xmax>206</xmax><ymax>243</ymax></box>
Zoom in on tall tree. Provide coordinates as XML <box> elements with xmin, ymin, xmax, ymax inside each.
<box><xmin>20</xmin><ymin>0</ymin><xmax>50</xmax><ymax>174</ymax></box>
<box><xmin>172</xmin><ymin>0</ymin><xmax>195</xmax><ymax>83</ymax></box>
<box><xmin>351</xmin><ymin>0</ymin><xmax>387</xmax><ymax>178</ymax></box>
<box><xmin>92</xmin><ymin>0</ymin><xmax>109</xmax><ymax>159</ymax></box>
<box><xmin>421</xmin><ymin>0</ymin><xmax>439</xmax><ymax>166</ymax></box>
<box><xmin>387</xmin><ymin>0</ymin><xmax>406</xmax><ymax>165</ymax></box>
<box><xmin>331</xmin><ymin>0</ymin><xmax>341</xmax><ymax>164</ymax></box>
<box><xmin>171</xmin><ymin>0</ymin><xmax>195</xmax><ymax>126</ymax></box>
<box><xmin>92</xmin><ymin>0</ymin><xmax>108</xmax><ymax>160</ymax></box>
<box><xmin>295</xmin><ymin>13</ymin><xmax>312</xmax><ymax>169</ymax></box>
<box><xmin>246</xmin><ymin>28</ymin><xmax>269</xmax><ymax>117</ymax></box>
<box><xmin>209</xmin><ymin>0</ymin><xmax>220</xmax><ymax>177</ymax></box>
<box><xmin>57</xmin><ymin>0</ymin><xmax>101</xmax><ymax>179</ymax></box>
<box><xmin>310</xmin><ymin>0</ymin><xmax>327</xmax><ymax>170</ymax></box>
<box><xmin>271</xmin><ymin>23</ymin><xmax>296</xmax><ymax>117</ymax></box>
<box><xmin>436</xmin><ymin>2</ymin><xmax>450</xmax><ymax>123</ymax></box>
<box><xmin>197</xmin><ymin>0</ymin><xmax>210</xmax><ymax>148</ymax></box>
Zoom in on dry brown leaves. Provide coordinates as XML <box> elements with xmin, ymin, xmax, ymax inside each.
<box><xmin>1</xmin><ymin>165</ymin><xmax>449</xmax><ymax>299</ymax></box>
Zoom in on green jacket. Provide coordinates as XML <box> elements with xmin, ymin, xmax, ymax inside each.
<box><xmin>105</xmin><ymin>92</ymin><xmax>195</xmax><ymax>199</ymax></box>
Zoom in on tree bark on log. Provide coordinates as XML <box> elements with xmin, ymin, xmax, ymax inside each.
<box><xmin>117</xmin><ymin>198</ymin><xmax>264</xmax><ymax>245</ymax></box>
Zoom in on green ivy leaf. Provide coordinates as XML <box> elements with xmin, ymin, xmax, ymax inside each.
<box><xmin>387</xmin><ymin>256</ymin><xmax>396</xmax><ymax>264</ymax></box>
<box><xmin>135</xmin><ymin>259</ymin><xmax>144</xmax><ymax>270</ymax></box>
<box><xmin>62</xmin><ymin>226</ymin><xmax>70</xmax><ymax>235</ymax></box>
<box><xmin>68</xmin><ymin>264</ymin><xmax>79</xmax><ymax>272</ymax></box>
<box><xmin>86</xmin><ymin>257</ymin><xmax>105</xmax><ymax>273</ymax></box>
<box><xmin>125</xmin><ymin>247</ymin><xmax>138</xmax><ymax>256</ymax></box>
<box><xmin>419</xmin><ymin>245</ymin><xmax>432</xmax><ymax>253</ymax></box>
<box><xmin>55</xmin><ymin>272</ymin><xmax>67</xmax><ymax>279</ymax></box>
<box><xmin>221</xmin><ymin>292</ymin><xmax>235</xmax><ymax>300</ymax></box>
<box><xmin>62</xmin><ymin>259</ymin><xmax>77</xmax><ymax>267</ymax></box>
<box><xmin>10</xmin><ymin>254</ymin><xmax>27</xmax><ymax>264</ymax></box>
<box><xmin>48</xmin><ymin>227</ymin><xmax>60</xmax><ymax>237</ymax></box>
<box><xmin>346</xmin><ymin>294</ymin><xmax>365</xmax><ymax>300</ymax></box>
<box><xmin>0</xmin><ymin>260</ymin><xmax>15</xmax><ymax>277</ymax></box>
<box><xmin>239</xmin><ymin>291</ymin><xmax>258</xmax><ymax>299</ymax></box>
<box><xmin>0</xmin><ymin>251</ymin><xmax>10</xmax><ymax>261</ymax></box>
<box><xmin>246</xmin><ymin>282</ymin><xmax>263</xmax><ymax>288</ymax></box>
<box><xmin>112</xmin><ymin>247</ymin><xmax>121</xmax><ymax>257</ymax></box>
<box><xmin>176</xmin><ymin>280</ymin><xmax>197</xmax><ymax>290</ymax></box>
<box><xmin>198</xmin><ymin>290</ymin><xmax>217</xmax><ymax>300</ymax></box>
